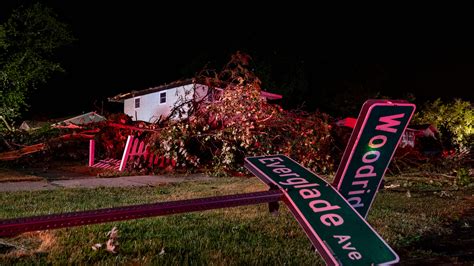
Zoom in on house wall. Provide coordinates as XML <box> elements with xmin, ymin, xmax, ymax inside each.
<box><xmin>123</xmin><ymin>84</ymin><xmax>209</xmax><ymax>122</ymax></box>
<box><xmin>194</xmin><ymin>84</ymin><xmax>210</xmax><ymax>102</ymax></box>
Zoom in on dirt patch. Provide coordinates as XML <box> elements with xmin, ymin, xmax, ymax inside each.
<box><xmin>401</xmin><ymin>195</ymin><xmax>474</xmax><ymax>264</ymax></box>
<box><xmin>18</xmin><ymin>167</ymin><xmax>94</xmax><ymax>180</ymax></box>
<box><xmin>56</xmin><ymin>164</ymin><xmax>105</xmax><ymax>177</ymax></box>
<box><xmin>10</xmin><ymin>161</ymin><xmax>108</xmax><ymax>181</ymax></box>
<box><xmin>0</xmin><ymin>231</ymin><xmax>57</xmax><ymax>258</ymax></box>
<box><xmin>0</xmin><ymin>241</ymin><xmax>16</xmax><ymax>254</ymax></box>
<box><xmin>0</xmin><ymin>168</ymin><xmax>44</xmax><ymax>182</ymax></box>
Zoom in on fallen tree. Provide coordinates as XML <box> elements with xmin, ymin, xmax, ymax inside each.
<box><xmin>148</xmin><ymin>52</ymin><xmax>335</xmax><ymax>175</ymax></box>
<box><xmin>0</xmin><ymin>143</ymin><xmax>46</xmax><ymax>160</ymax></box>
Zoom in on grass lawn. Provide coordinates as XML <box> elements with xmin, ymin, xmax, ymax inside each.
<box><xmin>0</xmin><ymin>177</ymin><xmax>473</xmax><ymax>265</ymax></box>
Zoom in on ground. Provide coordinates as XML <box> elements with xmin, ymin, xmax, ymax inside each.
<box><xmin>0</xmin><ymin>161</ymin><xmax>105</xmax><ymax>182</ymax></box>
<box><xmin>0</xmin><ymin>162</ymin><xmax>473</xmax><ymax>264</ymax></box>
<box><xmin>0</xmin><ymin>168</ymin><xmax>43</xmax><ymax>182</ymax></box>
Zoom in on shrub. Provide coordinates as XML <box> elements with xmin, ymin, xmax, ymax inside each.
<box><xmin>413</xmin><ymin>98</ymin><xmax>473</xmax><ymax>151</ymax></box>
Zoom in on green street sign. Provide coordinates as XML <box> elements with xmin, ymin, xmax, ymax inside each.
<box><xmin>333</xmin><ymin>100</ymin><xmax>416</xmax><ymax>218</ymax></box>
<box><xmin>245</xmin><ymin>155</ymin><xmax>399</xmax><ymax>266</ymax></box>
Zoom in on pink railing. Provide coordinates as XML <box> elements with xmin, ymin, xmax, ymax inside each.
<box><xmin>89</xmin><ymin>135</ymin><xmax>175</xmax><ymax>171</ymax></box>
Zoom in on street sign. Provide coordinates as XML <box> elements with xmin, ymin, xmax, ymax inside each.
<box><xmin>333</xmin><ymin>100</ymin><xmax>415</xmax><ymax>218</ymax></box>
<box><xmin>245</xmin><ymin>155</ymin><xmax>399</xmax><ymax>266</ymax></box>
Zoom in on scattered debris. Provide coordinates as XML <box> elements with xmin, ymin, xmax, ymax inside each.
<box><xmin>434</xmin><ymin>191</ymin><xmax>453</xmax><ymax>198</ymax></box>
<box><xmin>91</xmin><ymin>243</ymin><xmax>102</xmax><ymax>251</ymax></box>
<box><xmin>106</xmin><ymin>238</ymin><xmax>117</xmax><ymax>254</ymax></box>
<box><xmin>91</xmin><ymin>226</ymin><xmax>119</xmax><ymax>254</ymax></box>
<box><xmin>384</xmin><ymin>184</ymin><xmax>400</xmax><ymax>189</ymax></box>
<box><xmin>106</xmin><ymin>226</ymin><xmax>119</xmax><ymax>239</ymax></box>
<box><xmin>105</xmin><ymin>226</ymin><xmax>119</xmax><ymax>254</ymax></box>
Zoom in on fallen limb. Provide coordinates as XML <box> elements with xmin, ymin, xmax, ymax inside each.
<box><xmin>0</xmin><ymin>143</ymin><xmax>46</xmax><ymax>160</ymax></box>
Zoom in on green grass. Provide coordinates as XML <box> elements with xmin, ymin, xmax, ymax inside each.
<box><xmin>0</xmin><ymin>177</ymin><xmax>472</xmax><ymax>265</ymax></box>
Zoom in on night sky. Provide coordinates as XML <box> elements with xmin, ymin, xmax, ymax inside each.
<box><xmin>1</xmin><ymin>1</ymin><xmax>473</xmax><ymax>119</ymax></box>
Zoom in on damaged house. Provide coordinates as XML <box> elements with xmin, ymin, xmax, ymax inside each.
<box><xmin>109</xmin><ymin>78</ymin><xmax>282</xmax><ymax>123</ymax></box>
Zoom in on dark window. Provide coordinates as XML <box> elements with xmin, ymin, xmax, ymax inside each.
<box><xmin>207</xmin><ymin>89</ymin><xmax>215</xmax><ymax>102</ymax></box>
<box><xmin>160</xmin><ymin>92</ymin><xmax>166</xmax><ymax>104</ymax></box>
<box><xmin>135</xmin><ymin>98</ymin><xmax>140</xmax><ymax>108</ymax></box>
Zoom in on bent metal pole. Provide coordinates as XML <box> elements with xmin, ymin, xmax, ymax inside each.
<box><xmin>0</xmin><ymin>190</ymin><xmax>283</xmax><ymax>238</ymax></box>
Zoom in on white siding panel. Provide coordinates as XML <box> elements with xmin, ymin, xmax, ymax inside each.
<box><xmin>194</xmin><ymin>84</ymin><xmax>209</xmax><ymax>102</ymax></box>
<box><xmin>124</xmin><ymin>98</ymin><xmax>135</xmax><ymax>120</ymax></box>
<box><xmin>123</xmin><ymin>84</ymin><xmax>197</xmax><ymax>122</ymax></box>
<box><xmin>140</xmin><ymin>90</ymin><xmax>170</xmax><ymax>122</ymax></box>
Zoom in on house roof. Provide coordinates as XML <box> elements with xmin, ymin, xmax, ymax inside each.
<box><xmin>109</xmin><ymin>79</ymin><xmax>196</xmax><ymax>102</ymax></box>
<box><xmin>108</xmin><ymin>78</ymin><xmax>283</xmax><ymax>102</ymax></box>
<box><xmin>19</xmin><ymin>121</ymin><xmax>51</xmax><ymax>131</ymax></box>
<box><xmin>52</xmin><ymin>112</ymin><xmax>106</xmax><ymax>126</ymax></box>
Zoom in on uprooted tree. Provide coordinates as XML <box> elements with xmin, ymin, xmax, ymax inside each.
<box><xmin>148</xmin><ymin>52</ymin><xmax>335</xmax><ymax>175</ymax></box>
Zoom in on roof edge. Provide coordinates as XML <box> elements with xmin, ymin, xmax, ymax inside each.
<box><xmin>109</xmin><ymin>78</ymin><xmax>196</xmax><ymax>102</ymax></box>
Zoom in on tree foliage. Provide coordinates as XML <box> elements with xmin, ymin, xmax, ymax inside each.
<box><xmin>0</xmin><ymin>3</ymin><xmax>74</xmax><ymax>130</ymax></box>
<box><xmin>413</xmin><ymin>98</ymin><xmax>473</xmax><ymax>151</ymax></box>
<box><xmin>150</xmin><ymin>52</ymin><xmax>334</xmax><ymax>175</ymax></box>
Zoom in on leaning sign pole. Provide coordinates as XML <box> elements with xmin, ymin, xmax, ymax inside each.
<box><xmin>245</xmin><ymin>155</ymin><xmax>399</xmax><ymax>265</ymax></box>
<box><xmin>332</xmin><ymin>100</ymin><xmax>416</xmax><ymax>218</ymax></box>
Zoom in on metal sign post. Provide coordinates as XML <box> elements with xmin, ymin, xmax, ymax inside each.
<box><xmin>0</xmin><ymin>191</ymin><xmax>283</xmax><ymax>237</ymax></box>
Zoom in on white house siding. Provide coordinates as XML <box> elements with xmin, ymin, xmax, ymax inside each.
<box><xmin>123</xmin><ymin>84</ymin><xmax>208</xmax><ymax>122</ymax></box>
<box><xmin>123</xmin><ymin>98</ymin><xmax>135</xmax><ymax>120</ymax></box>
<box><xmin>193</xmin><ymin>84</ymin><xmax>210</xmax><ymax>102</ymax></box>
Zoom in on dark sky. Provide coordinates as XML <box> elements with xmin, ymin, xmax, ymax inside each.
<box><xmin>1</xmin><ymin>1</ymin><xmax>473</xmax><ymax>119</ymax></box>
